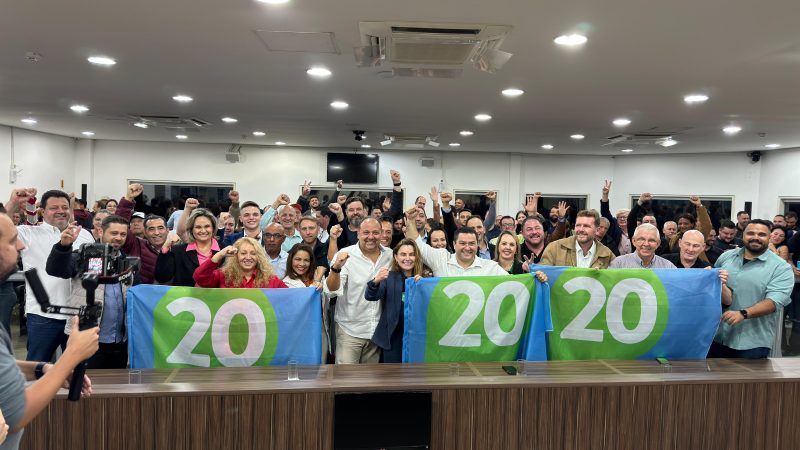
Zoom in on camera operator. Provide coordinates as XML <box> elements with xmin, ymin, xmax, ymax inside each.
<box><xmin>0</xmin><ymin>213</ymin><xmax>98</xmax><ymax>449</ymax></box>
<box><xmin>45</xmin><ymin>215</ymin><xmax>134</xmax><ymax>369</ymax></box>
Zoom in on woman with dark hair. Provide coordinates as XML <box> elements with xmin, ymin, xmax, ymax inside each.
<box><xmin>156</xmin><ymin>208</ymin><xmax>222</xmax><ymax>286</ymax></box>
<box><xmin>365</xmin><ymin>238</ymin><xmax>427</xmax><ymax>363</ymax></box>
<box><xmin>104</xmin><ymin>198</ymin><xmax>118</xmax><ymax>215</ymax></box>
<box><xmin>769</xmin><ymin>225</ymin><xmax>791</xmax><ymax>264</ymax></box>
<box><xmin>426</xmin><ymin>225</ymin><xmax>451</xmax><ymax>253</ymax></box>
<box><xmin>283</xmin><ymin>244</ymin><xmax>325</xmax><ymax>288</ymax></box>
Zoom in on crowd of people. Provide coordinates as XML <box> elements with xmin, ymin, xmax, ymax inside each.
<box><xmin>0</xmin><ymin>169</ymin><xmax>798</xmax><ymax>444</ymax></box>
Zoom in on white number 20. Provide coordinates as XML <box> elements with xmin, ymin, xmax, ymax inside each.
<box><xmin>560</xmin><ymin>277</ymin><xmax>658</xmax><ymax>345</ymax></box>
<box><xmin>165</xmin><ymin>297</ymin><xmax>267</xmax><ymax>367</ymax></box>
<box><xmin>438</xmin><ymin>281</ymin><xmax>530</xmax><ymax>348</ymax></box>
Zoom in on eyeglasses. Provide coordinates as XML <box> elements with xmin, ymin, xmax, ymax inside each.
<box><xmin>263</xmin><ymin>233</ymin><xmax>284</xmax><ymax>240</ymax></box>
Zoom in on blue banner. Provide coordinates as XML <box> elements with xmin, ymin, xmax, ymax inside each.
<box><xmin>532</xmin><ymin>266</ymin><xmax>722</xmax><ymax>360</ymax></box>
<box><xmin>127</xmin><ymin>285</ymin><xmax>322</xmax><ymax>368</ymax></box>
<box><xmin>403</xmin><ymin>274</ymin><xmax>551</xmax><ymax>363</ymax></box>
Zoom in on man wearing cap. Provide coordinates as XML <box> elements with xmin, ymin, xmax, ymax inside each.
<box><xmin>129</xmin><ymin>212</ymin><xmax>146</xmax><ymax>238</ymax></box>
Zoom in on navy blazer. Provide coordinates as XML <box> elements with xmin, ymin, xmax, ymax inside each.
<box><xmin>155</xmin><ymin>242</ymin><xmax>221</xmax><ymax>286</ymax></box>
<box><xmin>364</xmin><ymin>271</ymin><xmax>407</xmax><ymax>351</ymax></box>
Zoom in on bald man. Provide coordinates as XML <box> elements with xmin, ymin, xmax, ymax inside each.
<box><xmin>663</xmin><ymin>230</ymin><xmax>711</xmax><ymax>268</ymax></box>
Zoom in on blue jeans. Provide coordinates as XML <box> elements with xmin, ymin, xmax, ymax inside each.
<box><xmin>25</xmin><ymin>314</ymin><xmax>68</xmax><ymax>361</ymax></box>
<box><xmin>707</xmin><ymin>341</ymin><xmax>771</xmax><ymax>359</ymax></box>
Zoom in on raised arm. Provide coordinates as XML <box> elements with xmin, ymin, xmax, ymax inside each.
<box><xmin>483</xmin><ymin>191</ymin><xmax>497</xmax><ymax>230</ymax></box>
<box><xmin>600</xmin><ymin>180</ymin><xmax>622</xmax><ymax>240</ymax></box>
<box><xmin>381</xmin><ymin>169</ymin><xmax>405</xmax><ymax>222</ymax></box>
<box><xmin>430</xmin><ymin>186</ymin><xmax>442</xmax><ymax>225</ymax></box>
<box><xmin>689</xmin><ymin>196</ymin><xmax>712</xmax><ymax>239</ymax></box>
<box><xmin>176</xmin><ymin>198</ymin><xmax>199</xmax><ymax>240</ymax></box>
<box><xmin>628</xmin><ymin>192</ymin><xmax>652</xmax><ymax>238</ymax></box>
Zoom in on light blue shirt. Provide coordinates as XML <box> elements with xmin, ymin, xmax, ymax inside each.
<box><xmin>714</xmin><ymin>247</ymin><xmax>795</xmax><ymax>350</ymax></box>
<box><xmin>281</xmin><ymin>229</ymin><xmax>303</xmax><ymax>253</ymax></box>
<box><xmin>608</xmin><ymin>252</ymin><xmax>676</xmax><ymax>269</ymax></box>
<box><xmin>99</xmin><ymin>283</ymin><xmax>125</xmax><ymax>344</ymax></box>
<box><xmin>269</xmin><ymin>250</ymin><xmax>289</xmax><ymax>279</ymax></box>
<box><xmin>167</xmin><ymin>210</ymin><xmax>183</xmax><ymax>230</ymax></box>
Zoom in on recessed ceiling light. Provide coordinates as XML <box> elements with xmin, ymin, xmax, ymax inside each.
<box><xmin>172</xmin><ymin>94</ymin><xmax>193</xmax><ymax>103</ymax></box>
<box><xmin>176</xmin><ymin>134</ymin><xmax>188</xmax><ymax>140</ymax></box>
<box><xmin>570</xmin><ymin>134</ymin><xmax>585</xmax><ymax>140</ymax></box>
<box><xmin>659</xmin><ymin>137</ymin><xmax>678</xmax><ymax>147</ymax></box>
<box><xmin>133</xmin><ymin>121</ymin><xmax>149</xmax><ymax>128</ymax></box>
<box><xmin>20</xmin><ymin>118</ymin><xmax>37</xmax><ymax>125</ymax></box>
<box><xmin>554</xmin><ymin>34</ymin><xmax>588</xmax><ymax>46</ymax></box>
<box><xmin>361</xmin><ymin>144</ymin><xmax>371</xmax><ymax>148</ymax></box>
<box><xmin>613</xmin><ymin>118</ymin><xmax>631</xmax><ymax>127</ymax></box>
<box><xmin>683</xmin><ymin>94</ymin><xmax>709</xmax><ymax>104</ymax></box>
<box><xmin>474</xmin><ymin>113</ymin><xmax>492</xmax><ymax>122</ymax></box>
<box><xmin>252</xmin><ymin>131</ymin><xmax>266</xmax><ymax>136</ymax></box>
<box><xmin>221</xmin><ymin>117</ymin><xmax>238</xmax><ymax>123</ymax></box>
<box><xmin>275</xmin><ymin>141</ymin><xmax>286</xmax><ymax>145</ymax></box>
<box><xmin>621</xmin><ymin>149</ymin><xmax>634</xmax><ymax>153</ymax></box>
<box><xmin>501</xmin><ymin>88</ymin><xmax>524</xmax><ymax>97</ymax></box>
<box><xmin>449</xmin><ymin>143</ymin><xmax>461</xmax><ymax>147</ymax></box>
<box><xmin>459</xmin><ymin>130</ymin><xmax>474</xmax><ymax>136</ymax></box>
<box><xmin>257</xmin><ymin>0</ymin><xmax>290</xmax><ymax>4</ymax></box>
<box><xmin>765</xmin><ymin>143</ymin><xmax>781</xmax><ymax>149</ymax></box>
<box><xmin>306</xmin><ymin>67</ymin><xmax>331</xmax><ymax>78</ymax></box>
<box><xmin>87</xmin><ymin>56</ymin><xmax>116</xmax><ymax>66</ymax></box>
<box><xmin>81</xmin><ymin>131</ymin><xmax>95</xmax><ymax>137</ymax></box>
<box><xmin>70</xmin><ymin>104</ymin><xmax>89</xmax><ymax>113</ymax></box>
<box><xmin>541</xmin><ymin>144</ymin><xmax>554</xmax><ymax>150</ymax></box>
<box><xmin>722</xmin><ymin>125</ymin><xmax>742</xmax><ymax>135</ymax></box>
<box><xmin>330</xmin><ymin>101</ymin><xmax>349</xmax><ymax>109</ymax></box>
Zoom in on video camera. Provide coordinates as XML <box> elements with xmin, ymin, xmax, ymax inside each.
<box><xmin>24</xmin><ymin>243</ymin><xmax>139</xmax><ymax>401</ymax></box>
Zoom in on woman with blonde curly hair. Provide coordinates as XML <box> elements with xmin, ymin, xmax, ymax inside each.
<box><xmin>194</xmin><ymin>237</ymin><xmax>287</xmax><ymax>288</ymax></box>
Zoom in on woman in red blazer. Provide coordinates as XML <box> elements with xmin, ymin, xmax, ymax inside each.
<box><xmin>194</xmin><ymin>236</ymin><xmax>287</xmax><ymax>288</ymax></box>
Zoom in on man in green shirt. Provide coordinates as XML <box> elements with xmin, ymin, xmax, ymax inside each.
<box><xmin>709</xmin><ymin>219</ymin><xmax>795</xmax><ymax>359</ymax></box>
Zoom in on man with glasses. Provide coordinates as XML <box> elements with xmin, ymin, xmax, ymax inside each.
<box><xmin>263</xmin><ymin>222</ymin><xmax>288</xmax><ymax>279</ymax></box>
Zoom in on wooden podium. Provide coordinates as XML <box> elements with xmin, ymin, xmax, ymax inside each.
<box><xmin>21</xmin><ymin>358</ymin><xmax>800</xmax><ymax>450</ymax></box>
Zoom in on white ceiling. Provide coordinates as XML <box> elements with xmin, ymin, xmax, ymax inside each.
<box><xmin>1</xmin><ymin>0</ymin><xmax>799</xmax><ymax>155</ymax></box>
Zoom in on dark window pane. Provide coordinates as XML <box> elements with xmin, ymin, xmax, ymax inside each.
<box><xmin>454</xmin><ymin>191</ymin><xmax>492</xmax><ymax>219</ymax></box>
<box><xmin>130</xmin><ymin>180</ymin><xmax>234</xmax><ymax>218</ymax></box>
<box><xmin>630</xmin><ymin>196</ymin><xmax>732</xmax><ymax>230</ymax></box>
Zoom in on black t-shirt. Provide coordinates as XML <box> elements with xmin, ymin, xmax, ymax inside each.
<box><xmin>663</xmin><ymin>252</ymin><xmax>711</xmax><ymax>269</ymax></box>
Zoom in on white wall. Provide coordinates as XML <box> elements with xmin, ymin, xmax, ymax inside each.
<box><xmin>3</xmin><ymin>128</ymin><xmax>798</xmax><ymax>220</ymax></box>
<box><xmin>0</xmin><ymin>126</ymin><xmax>78</xmax><ymax>200</ymax></box>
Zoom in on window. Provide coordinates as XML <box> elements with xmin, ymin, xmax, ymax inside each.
<box><xmin>453</xmin><ymin>190</ymin><xmax>494</xmax><ymax>219</ymax></box>
<box><xmin>782</xmin><ymin>198</ymin><xmax>800</xmax><ymax>216</ymax></box>
<box><xmin>630</xmin><ymin>195</ymin><xmax>733</xmax><ymax>230</ymax></box>
<box><xmin>128</xmin><ymin>180</ymin><xmax>235</xmax><ymax>218</ymax></box>
<box><xmin>523</xmin><ymin>194</ymin><xmax>588</xmax><ymax>225</ymax></box>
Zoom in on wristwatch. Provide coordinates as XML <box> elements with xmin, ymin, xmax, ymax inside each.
<box><xmin>331</xmin><ymin>266</ymin><xmax>342</xmax><ymax>273</ymax></box>
<box><xmin>739</xmin><ymin>309</ymin><xmax>749</xmax><ymax>319</ymax></box>
<box><xmin>34</xmin><ymin>361</ymin><xmax>47</xmax><ymax>379</ymax></box>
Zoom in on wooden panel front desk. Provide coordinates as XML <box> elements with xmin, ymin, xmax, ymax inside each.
<box><xmin>20</xmin><ymin>358</ymin><xmax>800</xmax><ymax>450</ymax></box>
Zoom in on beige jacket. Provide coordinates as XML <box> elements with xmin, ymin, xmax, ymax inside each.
<box><xmin>540</xmin><ymin>235</ymin><xmax>616</xmax><ymax>269</ymax></box>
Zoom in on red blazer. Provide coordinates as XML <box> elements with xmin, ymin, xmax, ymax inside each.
<box><xmin>193</xmin><ymin>259</ymin><xmax>287</xmax><ymax>288</ymax></box>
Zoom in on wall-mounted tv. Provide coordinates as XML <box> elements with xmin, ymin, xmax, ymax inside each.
<box><xmin>326</xmin><ymin>152</ymin><xmax>379</xmax><ymax>184</ymax></box>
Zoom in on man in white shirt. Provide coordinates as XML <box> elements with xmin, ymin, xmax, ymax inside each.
<box><xmin>405</xmin><ymin>207</ymin><xmax>507</xmax><ymax>276</ymax></box>
<box><xmin>5</xmin><ymin>188</ymin><xmax>94</xmax><ymax>362</ymax></box>
<box><xmin>326</xmin><ymin>218</ymin><xmax>393</xmax><ymax>364</ymax></box>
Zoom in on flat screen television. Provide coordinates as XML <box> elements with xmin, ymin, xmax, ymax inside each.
<box><xmin>326</xmin><ymin>152</ymin><xmax>379</xmax><ymax>184</ymax></box>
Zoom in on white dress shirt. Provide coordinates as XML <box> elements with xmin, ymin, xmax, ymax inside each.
<box><xmin>326</xmin><ymin>243</ymin><xmax>393</xmax><ymax>339</ymax></box>
<box><xmin>575</xmin><ymin>240</ymin><xmax>597</xmax><ymax>269</ymax></box>
<box><xmin>18</xmin><ymin>224</ymin><xmax>95</xmax><ymax>319</ymax></box>
<box><xmin>415</xmin><ymin>237</ymin><xmax>507</xmax><ymax>277</ymax></box>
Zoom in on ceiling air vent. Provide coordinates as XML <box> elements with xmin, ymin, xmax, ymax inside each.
<box><xmin>128</xmin><ymin>115</ymin><xmax>211</xmax><ymax>129</ymax></box>
<box><xmin>355</xmin><ymin>21</ymin><xmax>513</xmax><ymax>74</ymax></box>
<box><xmin>380</xmin><ymin>133</ymin><xmax>440</xmax><ymax>149</ymax></box>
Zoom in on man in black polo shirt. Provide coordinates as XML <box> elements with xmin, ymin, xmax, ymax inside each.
<box><xmin>663</xmin><ymin>230</ymin><xmax>711</xmax><ymax>268</ymax></box>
